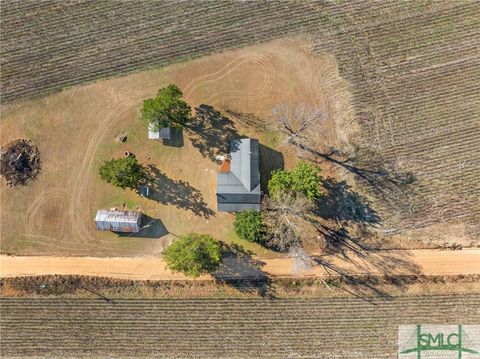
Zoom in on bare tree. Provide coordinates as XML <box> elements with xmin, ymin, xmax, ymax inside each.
<box><xmin>273</xmin><ymin>103</ymin><xmax>415</xmax><ymax>205</ymax></box>
<box><xmin>262</xmin><ymin>192</ymin><xmax>313</xmax><ymax>252</ymax></box>
<box><xmin>273</xmin><ymin>103</ymin><xmax>324</xmax><ymax>151</ymax></box>
<box><xmin>288</xmin><ymin>245</ymin><xmax>313</xmax><ymax>273</ymax></box>
<box><xmin>263</xmin><ymin>193</ymin><xmax>318</xmax><ymax>273</ymax></box>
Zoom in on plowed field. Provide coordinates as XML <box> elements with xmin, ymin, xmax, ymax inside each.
<box><xmin>1</xmin><ymin>295</ymin><xmax>479</xmax><ymax>358</ymax></box>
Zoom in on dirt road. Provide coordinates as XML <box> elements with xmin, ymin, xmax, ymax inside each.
<box><xmin>1</xmin><ymin>249</ymin><xmax>479</xmax><ymax>280</ymax></box>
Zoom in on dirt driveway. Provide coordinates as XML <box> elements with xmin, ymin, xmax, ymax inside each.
<box><xmin>1</xmin><ymin>249</ymin><xmax>479</xmax><ymax>280</ymax></box>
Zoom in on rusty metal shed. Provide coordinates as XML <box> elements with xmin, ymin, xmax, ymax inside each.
<box><xmin>95</xmin><ymin>210</ymin><xmax>143</xmax><ymax>233</ymax></box>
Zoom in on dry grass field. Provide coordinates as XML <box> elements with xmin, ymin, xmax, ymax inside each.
<box><xmin>1</xmin><ymin>295</ymin><xmax>479</xmax><ymax>358</ymax></box>
<box><xmin>1</xmin><ymin>1</ymin><xmax>479</xmax><ymax>253</ymax></box>
<box><xmin>0</xmin><ymin>39</ymin><xmax>351</xmax><ymax>256</ymax></box>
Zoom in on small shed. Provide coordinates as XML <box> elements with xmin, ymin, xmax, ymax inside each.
<box><xmin>95</xmin><ymin>210</ymin><xmax>143</xmax><ymax>233</ymax></box>
<box><xmin>148</xmin><ymin>123</ymin><xmax>172</xmax><ymax>141</ymax></box>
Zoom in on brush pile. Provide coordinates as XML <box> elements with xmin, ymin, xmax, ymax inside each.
<box><xmin>0</xmin><ymin>139</ymin><xmax>41</xmax><ymax>187</ymax></box>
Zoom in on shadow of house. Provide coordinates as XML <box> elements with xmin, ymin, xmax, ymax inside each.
<box><xmin>116</xmin><ymin>214</ymin><xmax>168</xmax><ymax>239</ymax></box>
<box><xmin>186</xmin><ymin>104</ymin><xmax>242</xmax><ymax>162</ymax></box>
<box><xmin>143</xmin><ymin>165</ymin><xmax>214</xmax><ymax>219</ymax></box>
<box><xmin>316</xmin><ymin>178</ymin><xmax>380</xmax><ymax>225</ymax></box>
<box><xmin>259</xmin><ymin>143</ymin><xmax>284</xmax><ymax>194</ymax></box>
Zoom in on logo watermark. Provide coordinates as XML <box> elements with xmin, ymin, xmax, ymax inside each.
<box><xmin>399</xmin><ymin>325</ymin><xmax>480</xmax><ymax>358</ymax></box>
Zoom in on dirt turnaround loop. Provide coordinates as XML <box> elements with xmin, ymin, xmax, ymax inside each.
<box><xmin>0</xmin><ymin>138</ymin><xmax>41</xmax><ymax>187</ymax></box>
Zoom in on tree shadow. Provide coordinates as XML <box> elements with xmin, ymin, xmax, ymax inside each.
<box><xmin>314</xmin><ymin>253</ymin><xmax>421</xmax><ymax>303</ymax></box>
<box><xmin>222</xmin><ymin>107</ymin><xmax>267</xmax><ymax>133</ymax></box>
<box><xmin>259</xmin><ymin>144</ymin><xmax>284</xmax><ymax>193</ymax></box>
<box><xmin>186</xmin><ymin>104</ymin><xmax>242</xmax><ymax>162</ymax></box>
<box><xmin>163</xmin><ymin>127</ymin><xmax>184</xmax><ymax>148</ymax></box>
<box><xmin>116</xmin><ymin>214</ymin><xmax>168</xmax><ymax>239</ymax></box>
<box><xmin>293</xmin><ymin>142</ymin><xmax>415</xmax><ymax>211</ymax></box>
<box><xmin>142</xmin><ymin>164</ymin><xmax>214</xmax><ymax>219</ymax></box>
<box><xmin>316</xmin><ymin>178</ymin><xmax>380</xmax><ymax>225</ymax></box>
<box><xmin>213</xmin><ymin>243</ymin><xmax>275</xmax><ymax>298</ymax></box>
<box><xmin>310</xmin><ymin>220</ymin><xmax>421</xmax><ymax>302</ymax></box>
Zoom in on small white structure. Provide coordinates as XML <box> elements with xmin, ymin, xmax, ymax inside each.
<box><xmin>148</xmin><ymin>123</ymin><xmax>172</xmax><ymax>141</ymax></box>
<box><xmin>95</xmin><ymin>210</ymin><xmax>143</xmax><ymax>233</ymax></box>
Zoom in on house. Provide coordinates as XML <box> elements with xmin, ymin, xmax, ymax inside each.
<box><xmin>148</xmin><ymin>123</ymin><xmax>172</xmax><ymax>142</ymax></box>
<box><xmin>216</xmin><ymin>138</ymin><xmax>261</xmax><ymax>212</ymax></box>
<box><xmin>95</xmin><ymin>210</ymin><xmax>143</xmax><ymax>233</ymax></box>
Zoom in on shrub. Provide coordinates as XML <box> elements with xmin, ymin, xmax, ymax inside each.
<box><xmin>234</xmin><ymin>210</ymin><xmax>265</xmax><ymax>243</ymax></box>
<box><xmin>163</xmin><ymin>233</ymin><xmax>222</xmax><ymax>277</ymax></box>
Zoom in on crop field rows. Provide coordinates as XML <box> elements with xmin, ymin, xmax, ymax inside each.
<box><xmin>0</xmin><ymin>0</ymin><xmax>325</xmax><ymax>103</ymax></box>
<box><xmin>1</xmin><ymin>295</ymin><xmax>479</xmax><ymax>358</ymax></box>
<box><xmin>310</xmin><ymin>1</ymin><xmax>480</xmax><ymax>235</ymax></box>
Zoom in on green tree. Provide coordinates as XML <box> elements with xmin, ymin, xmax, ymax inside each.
<box><xmin>267</xmin><ymin>168</ymin><xmax>292</xmax><ymax>200</ymax></box>
<box><xmin>99</xmin><ymin>157</ymin><xmax>144</xmax><ymax>189</ymax></box>
<box><xmin>290</xmin><ymin>161</ymin><xmax>322</xmax><ymax>200</ymax></box>
<box><xmin>234</xmin><ymin>210</ymin><xmax>265</xmax><ymax>243</ymax></box>
<box><xmin>141</xmin><ymin>84</ymin><xmax>191</xmax><ymax>131</ymax></box>
<box><xmin>268</xmin><ymin>161</ymin><xmax>321</xmax><ymax>200</ymax></box>
<box><xmin>163</xmin><ymin>233</ymin><xmax>223</xmax><ymax>277</ymax></box>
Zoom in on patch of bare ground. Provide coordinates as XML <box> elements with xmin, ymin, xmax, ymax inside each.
<box><xmin>0</xmin><ymin>138</ymin><xmax>40</xmax><ymax>187</ymax></box>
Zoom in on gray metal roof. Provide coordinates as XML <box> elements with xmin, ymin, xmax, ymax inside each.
<box><xmin>216</xmin><ymin>138</ymin><xmax>260</xmax><ymax>212</ymax></box>
<box><xmin>230</xmin><ymin>138</ymin><xmax>259</xmax><ymax>191</ymax></box>
<box><xmin>217</xmin><ymin>172</ymin><xmax>249</xmax><ymax>194</ymax></box>
<box><xmin>148</xmin><ymin>123</ymin><xmax>172</xmax><ymax>140</ymax></box>
<box><xmin>217</xmin><ymin>202</ymin><xmax>261</xmax><ymax>212</ymax></box>
<box><xmin>217</xmin><ymin>192</ymin><xmax>261</xmax><ymax>204</ymax></box>
<box><xmin>217</xmin><ymin>138</ymin><xmax>260</xmax><ymax>195</ymax></box>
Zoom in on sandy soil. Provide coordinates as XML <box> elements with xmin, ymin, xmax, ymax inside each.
<box><xmin>0</xmin><ymin>37</ymin><xmax>352</xmax><ymax>257</ymax></box>
<box><xmin>1</xmin><ymin>250</ymin><xmax>479</xmax><ymax>280</ymax></box>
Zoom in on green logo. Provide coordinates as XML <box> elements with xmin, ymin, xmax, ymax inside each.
<box><xmin>399</xmin><ymin>325</ymin><xmax>480</xmax><ymax>359</ymax></box>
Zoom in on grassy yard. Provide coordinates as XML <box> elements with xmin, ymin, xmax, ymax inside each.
<box><xmin>1</xmin><ymin>38</ymin><xmax>347</xmax><ymax>257</ymax></box>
